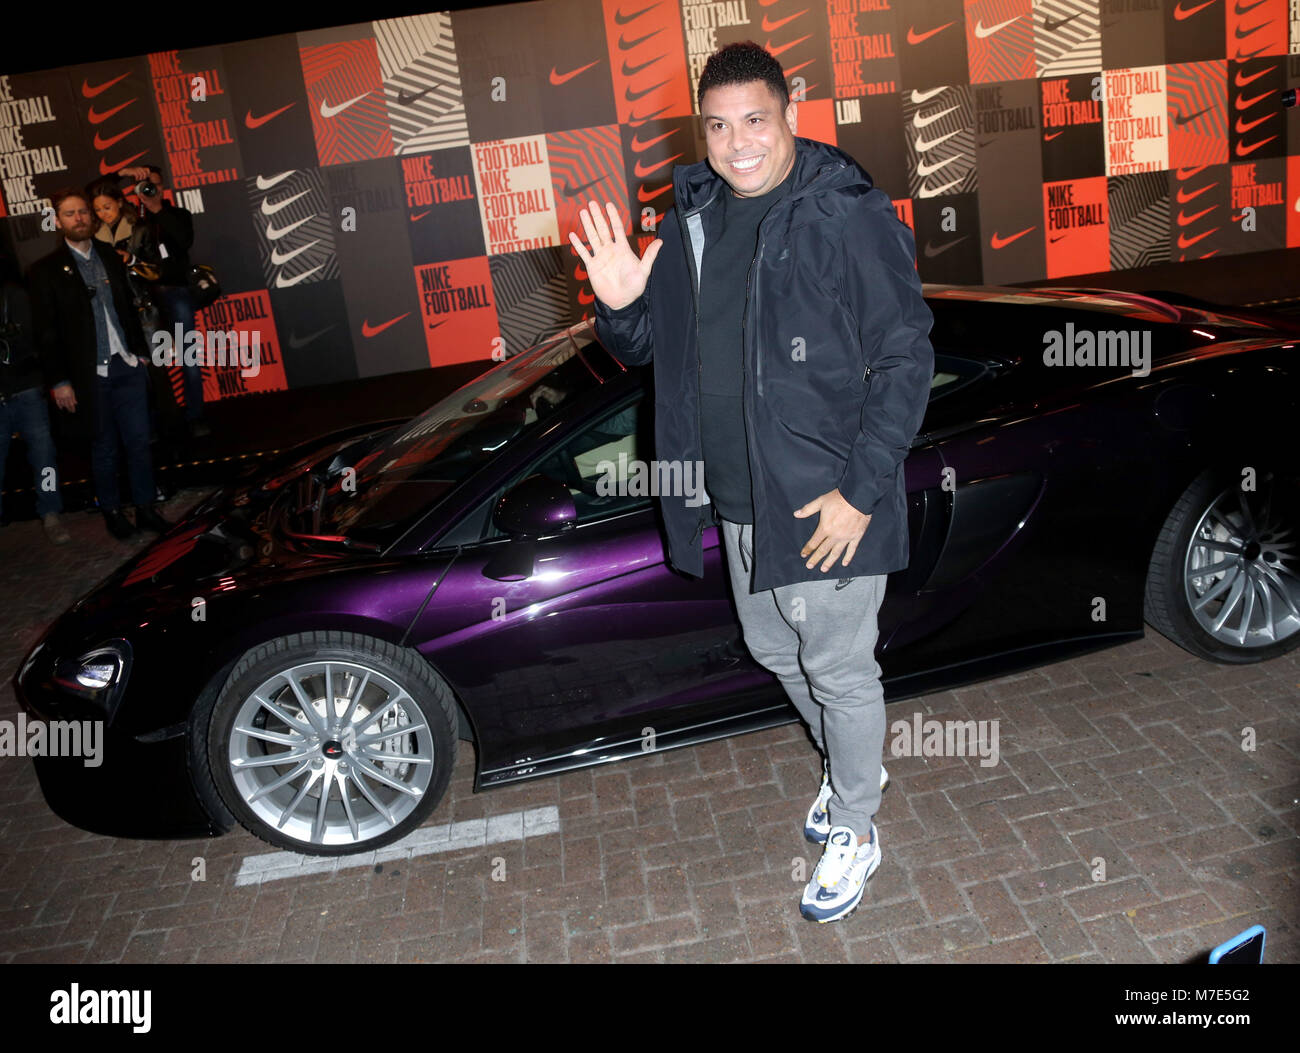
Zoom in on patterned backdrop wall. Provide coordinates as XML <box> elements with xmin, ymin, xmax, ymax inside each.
<box><xmin>1</xmin><ymin>0</ymin><xmax>1299</xmax><ymax>402</ymax></box>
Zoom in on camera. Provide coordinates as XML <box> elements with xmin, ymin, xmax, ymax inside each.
<box><xmin>136</xmin><ymin>179</ymin><xmax>159</xmax><ymax>198</ymax></box>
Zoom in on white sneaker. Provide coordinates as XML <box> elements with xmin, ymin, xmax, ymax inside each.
<box><xmin>800</xmin><ymin>823</ymin><xmax>880</xmax><ymax>923</ymax></box>
<box><xmin>803</xmin><ymin>760</ymin><xmax>889</xmax><ymax>845</ymax></box>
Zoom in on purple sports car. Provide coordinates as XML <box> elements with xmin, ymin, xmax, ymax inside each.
<box><xmin>14</xmin><ymin>286</ymin><xmax>1299</xmax><ymax>854</ymax></box>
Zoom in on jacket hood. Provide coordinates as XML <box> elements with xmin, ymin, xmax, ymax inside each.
<box><xmin>672</xmin><ymin>135</ymin><xmax>874</xmax><ymax>213</ymax></box>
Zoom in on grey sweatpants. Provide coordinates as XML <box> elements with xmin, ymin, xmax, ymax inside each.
<box><xmin>720</xmin><ymin>518</ymin><xmax>888</xmax><ymax>836</ymax></box>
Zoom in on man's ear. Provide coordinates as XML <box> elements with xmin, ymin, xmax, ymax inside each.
<box><xmin>785</xmin><ymin>100</ymin><xmax>798</xmax><ymax>136</ymax></box>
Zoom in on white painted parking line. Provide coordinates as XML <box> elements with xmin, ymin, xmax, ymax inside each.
<box><xmin>233</xmin><ymin>805</ymin><xmax>561</xmax><ymax>887</ymax></box>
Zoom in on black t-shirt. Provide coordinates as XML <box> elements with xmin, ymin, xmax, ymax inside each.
<box><xmin>697</xmin><ymin>164</ymin><xmax>794</xmax><ymax>524</ymax></box>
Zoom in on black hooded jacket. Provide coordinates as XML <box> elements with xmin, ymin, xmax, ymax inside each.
<box><xmin>593</xmin><ymin>136</ymin><xmax>935</xmax><ymax>593</ymax></box>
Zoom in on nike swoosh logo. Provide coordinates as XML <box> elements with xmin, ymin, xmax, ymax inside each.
<box><xmin>625</xmin><ymin>78</ymin><xmax>670</xmax><ymax>102</ymax></box>
<box><xmin>362</xmin><ymin>314</ymin><xmax>409</xmax><ymax>338</ymax></box>
<box><xmin>87</xmin><ymin>99</ymin><xmax>134</xmax><ymax>124</ymax></box>
<box><xmin>550</xmin><ymin>60</ymin><xmax>600</xmax><ymax>86</ymax></box>
<box><xmin>1177</xmin><ymin>205</ymin><xmax>1215</xmax><ymax>226</ymax></box>
<box><xmin>618</xmin><ymin>28</ymin><xmax>663</xmax><ymax>50</ymax></box>
<box><xmin>990</xmin><ymin>227</ymin><xmax>1035</xmax><ymax>249</ymax></box>
<box><xmin>913</xmin><ymin>104</ymin><xmax>959</xmax><ymax>129</ymax></box>
<box><xmin>319</xmin><ymin>92</ymin><xmax>371</xmax><ymax>118</ymax></box>
<box><xmin>763</xmin><ymin>35</ymin><xmax>811</xmax><ymax>58</ymax></box>
<box><xmin>1043</xmin><ymin>130</ymin><xmax>1065</xmax><ymax>141</ymax></box>
<box><xmin>1234</xmin><ymin>135</ymin><xmax>1277</xmax><ymax>156</ymax></box>
<box><xmin>246</xmin><ymin>103</ymin><xmax>295</xmax><ymax>129</ymax></box>
<box><xmin>622</xmin><ymin>56</ymin><xmax>661</xmax><ymax>77</ymax></box>
<box><xmin>1232</xmin><ymin>39</ymin><xmax>1272</xmax><ymax>58</ymax></box>
<box><xmin>1173</xmin><ymin>0</ymin><xmax>1214</xmax><ymax>18</ymax></box>
<box><xmin>98</xmin><ymin>152</ymin><xmax>146</xmax><ymax>175</ymax></box>
<box><xmin>1233</xmin><ymin>64</ymin><xmax>1276</xmax><ymax>87</ymax></box>
<box><xmin>256</xmin><ymin>172</ymin><xmax>296</xmax><ymax>190</ymax></box>
<box><xmin>261</xmin><ymin>189</ymin><xmax>311</xmax><ymax>216</ymax></box>
<box><xmin>974</xmin><ymin>15</ymin><xmax>1020</xmax><ymax>37</ymax></box>
<box><xmin>561</xmin><ymin>176</ymin><xmax>607</xmax><ymax>195</ymax></box>
<box><xmin>917</xmin><ymin>176</ymin><xmax>963</xmax><ymax>197</ymax></box>
<box><xmin>634</xmin><ymin>154</ymin><xmax>682</xmax><ymax>177</ymax></box>
<box><xmin>762</xmin><ymin>12</ymin><xmax>806</xmax><ymax>32</ymax></box>
<box><xmin>613</xmin><ymin>2</ymin><xmax>656</xmax><ymax>23</ymax></box>
<box><xmin>274</xmin><ymin>265</ymin><xmax>324</xmax><ymax>288</ymax></box>
<box><xmin>92</xmin><ymin>125</ymin><xmax>140</xmax><ymax>150</ymax></box>
<box><xmin>916</xmin><ymin>154</ymin><xmax>959</xmax><ymax>177</ymax></box>
<box><xmin>910</xmin><ymin>87</ymin><xmax>947</xmax><ymax>104</ymax></box>
<box><xmin>1235</xmin><ymin>112</ymin><xmax>1273</xmax><ymax>133</ymax></box>
<box><xmin>637</xmin><ymin>183</ymin><xmax>671</xmax><ymax>202</ymax></box>
<box><xmin>82</xmin><ymin>73</ymin><xmax>129</xmax><ymax>97</ymax></box>
<box><xmin>1235</xmin><ymin>88</ymin><xmax>1274</xmax><ymax>109</ymax></box>
<box><xmin>265</xmin><ymin>214</ymin><xmax>315</xmax><ymax>240</ymax></box>
<box><xmin>1175</xmin><ymin>182</ymin><xmax>1215</xmax><ymax>203</ymax></box>
<box><xmin>907</xmin><ymin>22</ymin><xmax>953</xmax><ymax>45</ymax></box>
<box><xmin>631</xmin><ymin>129</ymin><xmax>675</xmax><ymax>151</ymax></box>
<box><xmin>288</xmin><ymin>325</ymin><xmax>335</xmax><ymax>349</ymax></box>
<box><xmin>1042</xmin><ymin>12</ymin><xmax>1081</xmax><ymax>31</ymax></box>
<box><xmin>396</xmin><ymin>84</ymin><xmax>434</xmax><ymax>106</ymax></box>
<box><xmin>410</xmin><ymin>210</ymin><xmax>431</xmax><ymax>221</ymax></box>
<box><xmin>922</xmin><ymin>235</ymin><xmax>967</xmax><ymax>257</ymax></box>
<box><xmin>428</xmin><ymin>320</ymin><xmax>447</xmax><ymax>330</ymax></box>
<box><xmin>1049</xmin><ymin>234</ymin><xmax>1067</xmax><ymax>242</ymax></box>
<box><xmin>1177</xmin><ymin>229</ymin><xmax>1217</xmax><ymax>248</ymax></box>
<box><xmin>1173</xmin><ymin>106</ymin><xmax>1214</xmax><ymax>129</ymax></box>
<box><xmin>270</xmin><ymin>240</ymin><xmax>320</xmax><ymax>265</ymax></box>
<box><xmin>1234</xmin><ymin>0</ymin><xmax>1267</xmax><ymax>12</ymax></box>
<box><xmin>834</xmin><ymin>578</ymin><xmax>852</xmax><ymax>590</ymax></box>
<box><xmin>914</xmin><ymin>128</ymin><xmax>961</xmax><ymax>152</ymax></box>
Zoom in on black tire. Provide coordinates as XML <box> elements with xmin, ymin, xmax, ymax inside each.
<box><xmin>1144</xmin><ymin>466</ymin><xmax>1300</xmax><ymax>663</ymax></box>
<box><xmin>202</xmin><ymin>630</ymin><xmax>457</xmax><ymax>855</ymax></box>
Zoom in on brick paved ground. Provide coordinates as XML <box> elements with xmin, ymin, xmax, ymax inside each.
<box><xmin>1</xmin><ymin>492</ymin><xmax>1296</xmax><ymax>964</ymax></box>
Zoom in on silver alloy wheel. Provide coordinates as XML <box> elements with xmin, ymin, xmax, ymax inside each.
<box><xmin>1184</xmin><ymin>481</ymin><xmax>1300</xmax><ymax>648</ymax></box>
<box><xmin>226</xmin><ymin>659</ymin><xmax>435</xmax><ymax>848</ymax></box>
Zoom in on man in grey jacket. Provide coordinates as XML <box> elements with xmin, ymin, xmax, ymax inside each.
<box><xmin>574</xmin><ymin>43</ymin><xmax>934</xmax><ymax>922</ymax></box>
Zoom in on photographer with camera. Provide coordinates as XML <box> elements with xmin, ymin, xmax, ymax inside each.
<box><xmin>117</xmin><ymin>164</ymin><xmax>210</xmax><ymax>438</ymax></box>
<box><xmin>0</xmin><ymin>249</ymin><xmax>68</xmax><ymax>544</ymax></box>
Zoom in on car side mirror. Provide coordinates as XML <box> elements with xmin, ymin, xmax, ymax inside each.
<box><xmin>483</xmin><ymin>475</ymin><xmax>577</xmax><ymax>582</ymax></box>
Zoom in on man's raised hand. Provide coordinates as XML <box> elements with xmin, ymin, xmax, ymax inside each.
<box><xmin>568</xmin><ymin>201</ymin><xmax>662</xmax><ymax>311</ymax></box>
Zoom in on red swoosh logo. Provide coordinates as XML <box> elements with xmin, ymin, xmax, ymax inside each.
<box><xmin>1234</xmin><ymin>136</ymin><xmax>1278</xmax><ymax>156</ymax></box>
<box><xmin>1177</xmin><ymin>228</ymin><xmax>1217</xmax><ymax>248</ymax></box>
<box><xmin>637</xmin><ymin>183</ymin><xmax>671</xmax><ymax>202</ymax></box>
<box><xmin>1234</xmin><ymin>88</ymin><xmax>1274</xmax><ymax>110</ymax></box>
<box><xmin>362</xmin><ymin>314</ymin><xmax>410</xmax><ymax>338</ymax></box>
<box><xmin>1177</xmin><ymin>205</ymin><xmax>1215</xmax><ymax>226</ymax></box>
<box><xmin>1235</xmin><ymin>113</ymin><xmax>1273</xmax><ymax>134</ymax></box>
<box><xmin>1233</xmin><ymin>64</ymin><xmax>1276</xmax><ymax>87</ymax></box>
<box><xmin>550</xmin><ymin>60</ymin><xmax>600</xmax><ymax>85</ymax></box>
<box><xmin>765</xmin><ymin>35</ymin><xmax>811</xmax><ymax>57</ymax></box>
<box><xmin>92</xmin><ymin>125</ymin><xmax>140</xmax><ymax>151</ymax></box>
<box><xmin>410</xmin><ymin>210</ymin><xmax>430</xmax><ymax>222</ymax></box>
<box><xmin>245</xmin><ymin>103</ymin><xmax>295</xmax><ymax>129</ymax></box>
<box><xmin>578</xmin><ymin>289</ymin><xmax>595</xmax><ymax>305</ymax></box>
<box><xmin>990</xmin><ymin>226</ymin><xmax>1035</xmax><ymax>249</ymax></box>
<box><xmin>634</xmin><ymin>153</ymin><xmax>683</xmax><ymax>177</ymax></box>
<box><xmin>99</xmin><ymin>152</ymin><xmax>146</xmax><ymax>175</ymax></box>
<box><xmin>82</xmin><ymin>72</ymin><xmax>129</xmax><ymax>98</ymax></box>
<box><xmin>1043</xmin><ymin>130</ymin><xmax>1065</xmax><ymax>141</ymax></box>
<box><xmin>1173</xmin><ymin>0</ymin><xmax>1214</xmax><ymax>18</ymax></box>
<box><xmin>87</xmin><ymin>99</ymin><xmax>135</xmax><ymax>124</ymax></box>
<box><xmin>630</xmin><ymin>130</ymin><xmax>675</xmax><ymax>152</ymax></box>
<box><xmin>1175</xmin><ymin>182</ymin><xmax>1216</xmax><ymax>203</ymax></box>
<box><xmin>762</xmin><ymin>11</ymin><xmax>807</xmax><ymax>32</ymax></box>
<box><xmin>907</xmin><ymin>22</ymin><xmax>953</xmax><ymax>45</ymax></box>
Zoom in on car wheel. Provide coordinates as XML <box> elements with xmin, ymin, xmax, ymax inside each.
<box><xmin>204</xmin><ymin>631</ymin><xmax>457</xmax><ymax>855</ymax></box>
<box><xmin>1145</xmin><ymin>466</ymin><xmax>1300</xmax><ymax>663</ymax></box>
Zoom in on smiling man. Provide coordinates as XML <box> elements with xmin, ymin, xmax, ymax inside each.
<box><xmin>574</xmin><ymin>42</ymin><xmax>934</xmax><ymax>923</ymax></box>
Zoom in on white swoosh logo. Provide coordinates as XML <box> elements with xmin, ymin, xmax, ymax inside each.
<box><xmin>255</xmin><ymin>171</ymin><xmax>296</xmax><ymax>190</ymax></box>
<box><xmin>275</xmin><ymin>264</ymin><xmax>324</xmax><ymax>288</ymax></box>
<box><xmin>261</xmin><ymin>189</ymin><xmax>311</xmax><ymax>216</ymax></box>
<box><xmin>910</xmin><ymin>86</ymin><xmax>947</xmax><ymax>104</ymax></box>
<box><xmin>913</xmin><ymin>104</ymin><xmax>960</xmax><ymax>129</ymax></box>
<box><xmin>319</xmin><ymin>92</ymin><xmax>370</xmax><ymax>118</ymax></box>
<box><xmin>265</xmin><ymin>214</ymin><xmax>315</xmax><ymax>240</ymax></box>
<box><xmin>917</xmin><ymin>176</ymin><xmax>963</xmax><ymax>198</ymax></box>
<box><xmin>974</xmin><ymin>15</ymin><xmax>1020</xmax><ymax>38</ymax></box>
<box><xmin>914</xmin><ymin>128</ymin><xmax>961</xmax><ymax>152</ymax></box>
<box><xmin>916</xmin><ymin>154</ymin><xmax>959</xmax><ymax>177</ymax></box>
<box><xmin>270</xmin><ymin>240</ymin><xmax>321</xmax><ymax>265</ymax></box>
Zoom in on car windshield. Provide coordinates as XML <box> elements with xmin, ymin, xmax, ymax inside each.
<box><xmin>300</xmin><ymin>327</ymin><xmax>618</xmax><ymax>547</ymax></box>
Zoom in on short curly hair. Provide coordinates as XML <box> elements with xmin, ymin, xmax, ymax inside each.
<box><xmin>696</xmin><ymin>42</ymin><xmax>789</xmax><ymax>114</ymax></box>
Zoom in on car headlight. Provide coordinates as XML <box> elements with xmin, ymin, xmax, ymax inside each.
<box><xmin>49</xmin><ymin>640</ymin><xmax>133</xmax><ymax>721</ymax></box>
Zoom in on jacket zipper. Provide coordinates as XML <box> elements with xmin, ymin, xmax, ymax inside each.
<box><xmin>678</xmin><ymin>195</ymin><xmax>716</xmax><ymax>545</ymax></box>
